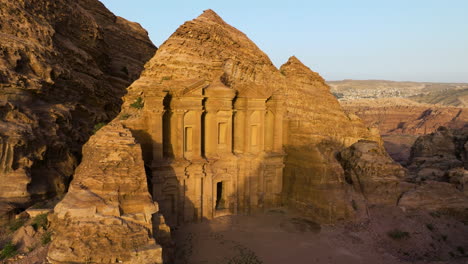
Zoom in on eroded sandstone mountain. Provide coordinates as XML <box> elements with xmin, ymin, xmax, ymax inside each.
<box><xmin>48</xmin><ymin>122</ymin><xmax>164</xmax><ymax>264</ymax></box>
<box><xmin>112</xmin><ymin>10</ymin><xmax>403</xmax><ymax>225</ymax></box>
<box><xmin>0</xmin><ymin>0</ymin><xmax>156</xmax><ymax>207</ymax></box>
<box><xmin>279</xmin><ymin>57</ymin><xmax>391</xmax><ymax>222</ymax></box>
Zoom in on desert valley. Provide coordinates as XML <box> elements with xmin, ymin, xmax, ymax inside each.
<box><xmin>0</xmin><ymin>1</ymin><xmax>466</xmax><ymax>264</ymax></box>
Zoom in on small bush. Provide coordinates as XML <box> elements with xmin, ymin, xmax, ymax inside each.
<box><xmin>351</xmin><ymin>200</ymin><xmax>358</xmax><ymax>211</ymax></box>
<box><xmin>31</xmin><ymin>213</ymin><xmax>48</xmax><ymax>231</ymax></box>
<box><xmin>130</xmin><ymin>97</ymin><xmax>144</xmax><ymax>109</ymax></box>
<box><xmin>0</xmin><ymin>241</ymin><xmax>17</xmax><ymax>260</ymax></box>
<box><xmin>457</xmin><ymin>246</ymin><xmax>465</xmax><ymax>255</ymax></box>
<box><xmin>161</xmin><ymin>76</ymin><xmax>172</xmax><ymax>81</ymax></box>
<box><xmin>93</xmin><ymin>122</ymin><xmax>107</xmax><ymax>134</ymax></box>
<box><xmin>41</xmin><ymin>231</ymin><xmax>52</xmax><ymax>245</ymax></box>
<box><xmin>9</xmin><ymin>218</ymin><xmax>26</xmax><ymax>232</ymax></box>
<box><xmin>426</xmin><ymin>223</ymin><xmax>434</xmax><ymax>231</ymax></box>
<box><xmin>441</xmin><ymin>235</ymin><xmax>447</xmax><ymax>241</ymax></box>
<box><xmin>119</xmin><ymin>113</ymin><xmax>131</xmax><ymax>120</ymax></box>
<box><xmin>387</xmin><ymin>229</ymin><xmax>410</xmax><ymax>240</ymax></box>
<box><xmin>430</xmin><ymin>211</ymin><xmax>441</xmax><ymax>218</ymax></box>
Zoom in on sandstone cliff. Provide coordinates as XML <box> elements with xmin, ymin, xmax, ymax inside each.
<box><xmin>0</xmin><ymin>0</ymin><xmax>156</xmax><ymax>205</ymax></box>
<box><xmin>279</xmin><ymin>57</ymin><xmax>402</xmax><ymax>222</ymax></box>
<box><xmin>407</xmin><ymin>127</ymin><xmax>467</xmax><ymax>184</ymax></box>
<box><xmin>342</xmin><ymin>99</ymin><xmax>468</xmax><ymax>164</ymax></box>
<box><xmin>48</xmin><ymin>122</ymin><xmax>164</xmax><ymax>264</ymax></box>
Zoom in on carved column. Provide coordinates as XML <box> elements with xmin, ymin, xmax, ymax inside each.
<box><xmin>150</xmin><ymin>110</ymin><xmax>165</xmax><ymax>161</ymax></box>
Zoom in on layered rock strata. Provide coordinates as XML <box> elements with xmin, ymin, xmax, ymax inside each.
<box><xmin>120</xmin><ymin>9</ymin><xmax>287</xmax><ymax>227</ymax></box>
<box><xmin>0</xmin><ymin>0</ymin><xmax>156</xmax><ymax>204</ymax></box>
<box><xmin>114</xmin><ymin>10</ymin><xmax>402</xmax><ymax>225</ymax></box>
<box><xmin>48</xmin><ymin>122</ymin><xmax>164</xmax><ymax>264</ymax></box>
<box><xmin>279</xmin><ymin>57</ymin><xmax>387</xmax><ymax>222</ymax></box>
<box><xmin>342</xmin><ymin>100</ymin><xmax>468</xmax><ymax>164</ymax></box>
<box><xmin>407</xmin><ymin>127</ymin><xmax>467</xmax><ymax>182</ymax></box>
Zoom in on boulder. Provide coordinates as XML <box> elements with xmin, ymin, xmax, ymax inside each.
<box><xmin>338</xmin><ymin>140</ymin><xmax>406</xmax><ymax>206</ymax></box>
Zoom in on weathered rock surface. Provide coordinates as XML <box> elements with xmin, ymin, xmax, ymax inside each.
<box><xmin>338</xmin><ymin>140</ymin><xmax>406</xmax><ymax>206</ymax></box>
<box><xmin>48</xmin><ymin>123</ymin><xmax>163</xmax><ymax>264</ymax></box>
<box><xmin>0</xmin><ymin>0</ymin><xmax>156</xmax><ymax>204</ymax></box>
<box><xmin>341</xmin><ymin>99</ymin><xmax>467</xmax><ymax>165</ymax></box>
<box><xmin>398</xmin><ymin>181</ymin><xmax>468</xmax><ymax>222</ymax></box>
<box><xmin>277</xmin><ymin>57</ymin><xmax>391</xmax><ymax>223</ymax></box>
<box><xmin>407</xmin><ymin>127</ymin><xmax>468</xmax><ymax>182</ymax></box>
<box><xmin>115</xmin><ymin>10</ymin><xmax>404</xmax><ymax>225</ymax></box>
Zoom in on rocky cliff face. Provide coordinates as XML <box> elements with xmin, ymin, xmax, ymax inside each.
<box><xmin>48</xmin><ymin>122</ymin><xmax>164</xmax><ymax>264</ymax></box>
<box><xmin>279</xmin><ymin>57</ymin><xmax>402</xmax><ymax>222</ymax></box>
<box><xmin>0</xmin><ymin>0</ymin><xmax>156</xmax><ymax>204</ymax></box>
<box><xmin>342</xmin><ymin>100</ymin><xmax>468</xmax><ymax>165</ymax></box>
<box><xmin>407</xmin><ymin>127</ymin><xmax>467</xmax><ymax>183</ymax></box>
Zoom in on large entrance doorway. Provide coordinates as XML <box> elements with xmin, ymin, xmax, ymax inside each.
<box><xmin>216</xmin><ymin>182</ymin><xmax>225</xmax><ymax>210</ymax></box>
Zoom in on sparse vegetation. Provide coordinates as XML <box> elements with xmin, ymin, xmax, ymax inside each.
<box><xmin>130</xmin><ymin>97</ymin><xmax>144</xmax><ymax>109</ymax></box>
<box><xmin>441</xmin><ymin>234</ymin><xmax>447</xmax><ymax>241</ymax></box>
<box><xmin>426</xmin><ymin>223</ymin><xmax>434</xmax><ymax>231</ymax></box>
<box><xmin>429</xmin><ymin>211</ymin><xmax>441</xmax><ymax>218</ymax></box>
<box><xmin>0</xmin><ymin>241</ymin><xmax>17</xmax><ymax>260</ymax></box>
<box><xmin>387</xmin><ymin>229</ymin><xmax>410</xmax><ymax>240</ymax></box>
<box><xmin>31</xmin><ymin>213</ymin><xmax>48</xmax><ymax>231</ymax></box>
<box><xmin>351</xmin><ymin>200</ymin><xmax>358</xmax><ymax>211</ymax></box>
<box><xmin>227</xmin><ymin>245</ymin><xmax>263</xmax><ymax>264</ymax></box>
<box><xmin>93</xmin><ymin>122</ymin><xmax>107</xmax><ymax>134</ymax></box>
<box><xmin>119</xmin><ymin>113</ymin><xmax>131</xmax><ymax>120</ymax></box>
<box><xmin>161</xmin><ymin>76</ymin><xmax>172</xmax><ymax>81</ymax></box>
<box><xmin>9</xmin><ymin>218</ymin><xmax>26</xmax><ymax>232</ymax></box>
<box><xmin>41</xmin><ymin>231</ymin><xmax>52</xmax><ymax>245</ymax></box>
<box><xmin>457</xmin><ymin>246</ymin><xmax>465</xmax><ymax>255</ymax></box>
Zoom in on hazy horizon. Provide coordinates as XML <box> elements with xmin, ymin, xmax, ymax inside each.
<box><xmin>100</xmin><ymin>0</ymin><xmax>468</xmax><ymax>83</ymax></box>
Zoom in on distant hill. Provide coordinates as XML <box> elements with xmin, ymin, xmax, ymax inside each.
<box><xmin>330</xmin><ymin>80</ymin><xmax>468</xmax><ymax>165</ymax></box>
<box><xmin>328</xmin><ymin>80</ymin><xmax>468</xmax><ymax>107</ymax></box>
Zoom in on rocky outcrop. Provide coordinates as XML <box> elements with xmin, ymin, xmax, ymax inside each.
<box><xmin>279</xmin><ymin>57</ymin><xmax>388</xmax><ymax>223</ymax></box>
<box><xmin>48</xmin><ymin>122</ymin><xmax>164</xmax><ymax>264</ymax></box>
<box><xmin>407</xmin><ymin>127</ymin><xmax>467</xmax><ymax>182</ymax></box>
<box><xmin>0</xmin><ymin>0</ymin><xmax>156</xmax><ymax>204</ymax></box>
<box><xmin>338</xmin><ymin>140</ymin><xmax>406</xmax><ymax>206</ymax></box>
<box><xmin>398</xmin><ymin>181</ymin><xmax>468</xmax><ymax>223</ymax></box>
<box><xmin>341</xmin><ymin>100</ymin><xmax>468</xmax><ymax>165</ymax></box>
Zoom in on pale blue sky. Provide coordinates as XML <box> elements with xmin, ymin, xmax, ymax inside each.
<box><xmin>100</xmin><ymin>0</ymin><xmax>468</xmax><ymax>82</ymax></box>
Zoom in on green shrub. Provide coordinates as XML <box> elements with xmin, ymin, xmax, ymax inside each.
<box><xmin>31</xmin><ymin>213</ymin><xmax>48</xmax><ymax>231</ymax></box>
<box><xmin>161</xmin><ymin>76</ymin><xmax>172</xmax><ymax>81</ymax></box>
<box><xmin>130</xmin><ymin>97</ymin><xmax>144</xmax><ymax>109</ymax></box>
<box><xmin>0</xmin><ymin>242</ymin><xmax>17</xmax><ymax>260</ymax></box>
<box><xmin>8</xmin><ymin>218</ymin><xmax>26</xmax><ymax>232</ymax></box>
<box><xmin>387</xmin><ymin>229</ymin><xmax>410</xmax><ymax>240</ymax></box>
<box><xmin>41</xmin><ymin>231</ymin><xmax>52</xmax><ymax>245</ymax></box>
<box><xmin>119</xmin><ymin>113</ymin><xmax>131</xmax><ymax>120</ymax></box>
<box><xmin>457</xmin><ymin>246</ymin><xmax>465</xmax><ymax>255</ymax></box>
<box><xmin>92</xmin><ymin>122</ymin><xmax>107</xmax><ymax>134</ymax></box>
<box><xmin>426</xmin><ymin>223</ymin><xmax>434</xmax><ymax>231</ymax></box>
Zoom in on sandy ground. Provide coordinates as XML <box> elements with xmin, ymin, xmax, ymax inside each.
<box><xmin>173</xmin><ymin>207</ymin><xmax>468</xmax><ymax>264</ymax></box>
